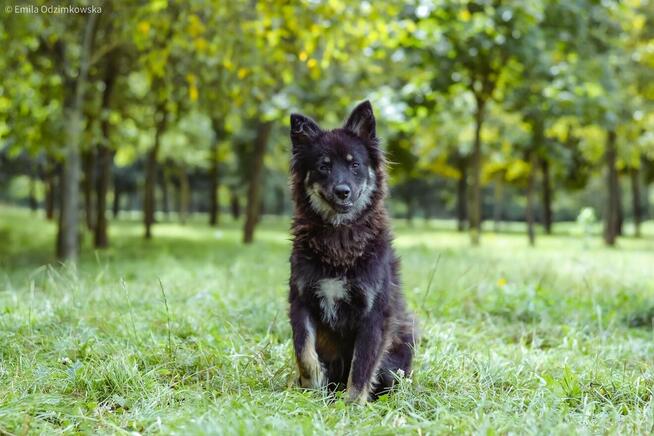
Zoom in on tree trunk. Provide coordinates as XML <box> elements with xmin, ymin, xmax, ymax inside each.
<box><xmin>82</xmin><ymin>149</ymin><xmax>95</xmax><ymax>231</ymax></box>
<box><xmin>178</xmin><ymin>164</ymin><xmax>190</xmax><ymax>225</ymax></box>
<box><xmin>113</xmin><ymin>186</ymin><xmax>121</xmax><ymax>218</ymax></box>
<box><xmin>630</xmin><ymin>166</ymin><xmax>642</xmax><ymax>238</ymax></box>
<box><xmin>642</xmin><ymin>156</ymin><xmax>651</xmax><ymax>220</ymax></box>
<box><xmin>94</xmin><ymin>146</ymin><xmax>111</xmax><ymax>248</ymax></box>
<box><xmin>231</xmin><ymin>190</ymin><xmax>241</xmax><ymax>220</ymax></box>
<box><xmin>144</xmin><ymin>150</ymin><xmax>158</xmax><ymax>237</ymax></box>
<box><xmin>45</xmin><ymin>165</ymin><xmax>56</xmax><ymax>220</ymax></box>
<box><xmin>144</xmin><ymin>100</ymin><xmax>167</xmax><ymax>239</ymax></box>
<box><xmin>57</xmin><ymin>119</ymin><xmax>83</xmax><ymax>260</ymax></box>
<box><xmin>209</xmin><ymin>141</ymin><xmax>219</xmax><ymax>226</ymax></box>
<box><xmin>617</xmin><ymin>181</ymin><xmax>624</xmax><ymax>236</ymax></box>
<box><xmin>161</xmin><ymin>165</ymin><xmax>170</xmax><ymax>217</ymax></box>
<box><xmin>526</xmin><ymin>152</ymin><xmax>536</xmax><ymax>247</ymax></box>
<box><xmin>405</xmin><ymin>190</ymin><xmax>414</xmax><ymax>226</ymax></box>
<box><xmin>243</xmin><ymin>121</ymin><xmax>273</xmax><ymax>244</ymax></box>
<box><xmin>456</xmin><ymin>156</ymin><xmax>467</xmax><ymax>232</ymax></box>
<box><xmin>94</xmin><ymin>53</ymin><xmax>117</xmax><ymax>248</ymax></box>
<box><xmin>209</xmin><ymin>118</ymin><xmax>223</xmax><ymax>226</ymax></box>
<box><xmin>645</xmin><ymin>184</ymin><xmax>651</xmax><ymax>221</ymax></box>
<box><xmin>468</xmin><ymin>99</ymin><xmax>485</xmax><ymax>245</ymax></box>
<box><xmin>28</xmin><ymin>173</ymin><xmax>37</xmax><ymax>212</ymax></box>
<box><xmin>540</xmin><ymin>157</ymin><xmax>553</xmax><ymax>235</ymax></box>
<box><xmin>55</xmin><ymin>13</ymin><xmax>98</xmax><ymax>261</ymax></box>
<box><xmin>604</xmin><ymin>130</ymin><xmax>619</xmax><ymax>246</ymax></box>
<box><xmin>493</xmin><ymin>176</ymin><xmax>504</xmax><ymax>232</ymax></box>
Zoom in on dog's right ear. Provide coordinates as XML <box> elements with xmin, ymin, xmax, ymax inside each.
<box><xmin>290</xmin><ymin>113</ymin><xmax>322</xmax><ymax>151</ymax></box>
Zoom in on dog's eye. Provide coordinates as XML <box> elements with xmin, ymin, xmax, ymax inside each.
<box><xmin>319</xmin><ymin>164</ymin><xmax>330</xmax><ymax>172</ymax></box>
<box><xmin>351</xmin><ymin>162</ymin><xmax>360</xmax><ymax>169</ymax></box>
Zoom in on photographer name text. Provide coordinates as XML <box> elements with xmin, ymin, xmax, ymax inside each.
<box><xmin>6</xmin><ymin>4</ymin><xmax>102</xmax><ymax>14</ymax></box>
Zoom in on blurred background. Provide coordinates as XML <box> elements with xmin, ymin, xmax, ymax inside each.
<box><xmin>0</xmin><ymin>0</ymin><xmax>653</xmax><ymax>260</ymax></box>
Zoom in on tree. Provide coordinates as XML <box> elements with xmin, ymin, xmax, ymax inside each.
<box><xmin>43</xmin><ymin>13</ymin><xmax>99</xmax><ymax>260</ymax></box>
<box><xmin>94</xmin><ymin>49</ymin><xmax>119</xmax><ymax>248</ymax></box>
<box><xmin>91</xmin><ymin>2</ymin><xmax>138</xmax><ymax>248</ymax></box>
<box><xmin>417</xmin><ymin>1</ymin><xmax>542</xmax><ymax>245</ymax></box>
<box><xmin>184</xmin><ymin>3</ymin><xmax>243</xmax><ymax>227</ymax></box>
<box><xmin>231</xmin><ymin>0</ymin><xmax>396</xmax><ymax>243</ymax></box>
<box><xmin>132</xmin><ymin>3</ymin><xmax>183</xmax><ymax>239</ymax></box>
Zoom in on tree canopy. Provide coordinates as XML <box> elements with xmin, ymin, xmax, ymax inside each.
<box><xmin>0</xmin><ymin>0</ymin><xmax>653</xmax><ymax>258</ymax></box>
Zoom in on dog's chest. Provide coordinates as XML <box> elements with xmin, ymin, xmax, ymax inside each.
<box><xmin>315</xmin><ymin>278</ymin><xmax>350</xmax><ymax>326</ymax></box>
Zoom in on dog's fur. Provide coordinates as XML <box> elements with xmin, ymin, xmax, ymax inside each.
<box><xmin>288</xmin><ymin>100</ymin><xmax>416</xmax><ymax>403</ymax></box>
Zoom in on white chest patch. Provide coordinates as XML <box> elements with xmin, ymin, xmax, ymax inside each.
<box><xmin>316</xmin><ymin>278</ymin><xmax>349</xmax><ymax>325</ymax></box>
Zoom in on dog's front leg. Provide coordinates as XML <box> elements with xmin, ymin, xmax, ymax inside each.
<box><xmin>290</xmin><ymin>298</ymin><xmax>325</xmax><ymax>389</ymax></box>
<box><xmin>347</xmin><ymin>314</ymin><xmax>385</xmax><ymax>404</ymax></box>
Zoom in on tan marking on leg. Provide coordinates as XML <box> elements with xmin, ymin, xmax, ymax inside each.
<box><xmin>298</xmin><ymin>318</ymin><xmax>325</xmax><ymax>389</ymax></box>
<box><xmin>346</xmin><ymin>329</ymin><xmax>393</xmax><ymax>404</ymax></box>
<box><xmin>346</xmin><ymin>350</ymin><xmax>369</xmax><ymax>404</ymax></box>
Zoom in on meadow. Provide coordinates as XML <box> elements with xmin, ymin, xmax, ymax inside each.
<box><xmin>1</xmin><ymin>206</ymin><xmax>654</xmax><ymax>434</ymax></box>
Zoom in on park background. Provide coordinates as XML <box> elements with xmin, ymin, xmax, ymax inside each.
<box><xmin>1</xmin><ymin>0</ymin><xmax>654</xmax><ymax>434</ymax></box>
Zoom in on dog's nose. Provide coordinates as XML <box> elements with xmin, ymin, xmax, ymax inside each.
<box><xmin>334</xmin><ymin>184</ymin><xmax>351</xmax><ymax>200</ymax></box>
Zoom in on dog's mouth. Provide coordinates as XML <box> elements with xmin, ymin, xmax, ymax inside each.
<box><xmin>332</xmin><ymin>202</ymin><xmax>353</xmax><ymax>214</ymax></box>
<box><xmin>319</xmin><ymin>192</ymin><xmax>353</xmax><ymax>214</ymax></box>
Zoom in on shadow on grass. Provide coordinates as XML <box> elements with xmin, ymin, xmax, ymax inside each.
<box><xmin>624</xmin><ymin>306</ymin><xmax>654</xmax><ymax>329</ymax></box>
<box><xmin>0</xmin><ymin>207</ymin><xmax>291</xmax><ymax>276</ymax></box>
<box><xmin>2</xmin><ymin>205</ymin><xmax>653</xmax><ymax>277</ymax></box>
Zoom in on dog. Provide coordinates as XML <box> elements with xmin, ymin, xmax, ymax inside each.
<box><xmin>288</xmin><ymin>100</ymin><xmax>417</xmax><ymax>403</ymax></box>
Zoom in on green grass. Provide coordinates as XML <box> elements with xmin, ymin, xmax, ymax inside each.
<box><xmin>1</xmin><ymin>206</ymin><xmax>654</xmax><ymax>434</ymax></box>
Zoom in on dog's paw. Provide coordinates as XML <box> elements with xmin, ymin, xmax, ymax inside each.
<box><xmin>299</xmin><ymin>374</ymin><xmax>325</xmax><ymax>390</ymax></box>
<box><xmin>299</xmin><ymin>363</ymin><xmax>326</xmax><ymax>390</ymax></box>
<box><xmin>345</xmin><ymin>388</ymin><xmax>369</xmax><ymax>405</ymax></box>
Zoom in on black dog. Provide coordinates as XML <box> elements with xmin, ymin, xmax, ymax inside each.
<box><xmin>288</xmin><ymin>100</ymin><xmax>416</xmax><ymax>403</ymax></box>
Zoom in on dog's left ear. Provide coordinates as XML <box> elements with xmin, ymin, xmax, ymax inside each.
<box><xmin>290</xmin><ymin>113</ymin><xmax>322</xmax><ymax>151</ymax></box>
<box><xmin>344</xmin><ymin>100</ymin><xmax>376</xmax><ymax>141</ymax></box>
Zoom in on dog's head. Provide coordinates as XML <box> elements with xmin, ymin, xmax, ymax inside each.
<box><xmin>290</xmin><ymin>100</ymin><xmax>384</xmax><ymax>226</ymax></box>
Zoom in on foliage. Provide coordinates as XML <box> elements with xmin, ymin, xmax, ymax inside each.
<box><xmin>0</xmin><ymin>0</ymin><xmax>653</xmax><ymax>249</ymax></box>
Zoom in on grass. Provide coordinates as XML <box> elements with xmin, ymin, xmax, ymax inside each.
<box><xmin>1</xmin><ymin>205</ymin><xmax>654</xmax><ymax>434</ymax></box>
